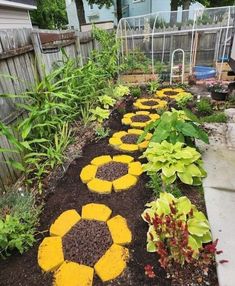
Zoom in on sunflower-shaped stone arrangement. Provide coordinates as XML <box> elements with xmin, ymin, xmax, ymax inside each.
<box><xmin>38</xmin><ymin>203</ymin><xmax>131</xmax><ymax>286</ymax></box>
<box><xmin>155</xmin><ymin>87</ymin><xmax>185</xmax><ymax>98</ymax></box>
<box><xmin>109</xmin><ymin>129</ymin><xmax>152</xmax><ymax>152</ymax></box>
<box><xmin>122</xmin><ymin>111</ymin><xmax>159</xmax><ymax>129</ymax></box>
<box><xmin>133</xmin><ymin>98</ymin><xmax>167</xmax><ymax>110</ymax></box>
<box><xmin>80</xmin><ymin>155</ymin><xmax>142</xmax><ymax>194</ymax></box>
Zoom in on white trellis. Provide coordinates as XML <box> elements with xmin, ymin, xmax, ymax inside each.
<box><xmin>116</xmin><ymin>6</ymin><xmax>235</xmax><ymax>82</ymax></box>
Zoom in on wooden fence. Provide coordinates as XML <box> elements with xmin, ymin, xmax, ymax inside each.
<box><xmin>0</xmin><ymin>28</ymin><xmax>98</xmax><ymax>193</ymax></box>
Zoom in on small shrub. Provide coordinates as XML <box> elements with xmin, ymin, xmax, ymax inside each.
<box><xmin>146</xmin><ymin>173</ymin><xmax>182</xmax><ymax>198</ymax></box>
<box><xmin>141</xmin><ymin>141</ymin><xmax>207</xmax><ymax>186</ymax></box>
<box><xmin>0</xmin><ymin>190</ymin><xmax>41</xmax><ymax>258</ymax></box>
<box><xmin>142</xmin><ymin>193</ymin><xmax>215</xmax><ymax>268</ymax></box>
<box><xmin>130</xmin><ymin>86</ymin><xmax>141</xmax><ymax>98</ymax></box>
<box><xmin>95</xmin><ymin>126</ymin><xmax>110</xmax><ymax>141</ymax></box>
<box><xmin>201</xmin><ymin>112</ymin><xmax>227</xmax><ymax>123</ymax></box>
<box><xmin>113</xmin><ymin>85</ymin><xmax>130</xmax><ymax>99</ymax></box>
<box><xmin>196</xmin><ymin>98</ymin><xmax>213</xmax><ymax>116</ymax></box>
<box><xmin>147</xmin><ymin>81</ymin><xmax>160</xmax><ymax>94</ymax></box>
<box><xmin>176</xmin><ymin>92</ymin><xmax>194</xmax><ymax>109</ymax></box>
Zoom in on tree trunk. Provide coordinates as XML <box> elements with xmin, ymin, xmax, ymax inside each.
<box><xmin>182</xmin><ymin>0</ymin><xmax>190</xmax><ymax>23</ymax></box>
<box><xmin>75</xmin><ymin>0</ymin><xmax>86</xmax><ymax>27</ymax></box>
<box><xmin>116</xmin><ymin>0</ymin><xmax>122</xmax><ymax>22</ymax></box>
<box><xmin>170</xmin><ymin>0</ymin><xmax>178</xmax><ymax>26</ymax></box>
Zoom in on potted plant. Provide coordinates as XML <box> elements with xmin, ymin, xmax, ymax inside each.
<box><xmin>207</xmin><ymin>81</ymin><xmax>229</xmax><ymax>101</ymax></box>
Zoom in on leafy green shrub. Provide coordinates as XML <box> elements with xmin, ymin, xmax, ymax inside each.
<box><xmin>113</xmin><ymin>85</ymin><xmax>130</xmax><ymax>99</ymax></box>
<box><xmin>90</xmin><ymin>107</ymin><xmax>110</xmax><ymax>123</ymax></box>
<box><xmin>142</xmin><ymin>192</ymin><xmax>214</xmax><ymax>268</ymax></box>
<box><xmin>147</xmin><ymin>81</ymin><xmax>160</xmax><ymax>94</ymax></box>
<box><xmin>0</xmin><ymin>190</ymin><xmax>41</xmax><ymax>258</ymax></box>
<box><xmin>98</xmin><ymin>95</ymin><xmax>116</xmax><ymax>109</ymax></box>
<box><xmin>196</xmin><ymin>98</ymin><xmax>213</xmax><ymax>116</ymax></box>
<box><xmin>130</xmin><ymin>86</ymin><xmax>141</xmax><ymax>98</ymax></box>
<box><xmin>146</xmin><ymin>173</ymin><xmax>182</xmax><ymax>198</ymax></box>
<box><xmin>141</xmin><ymin>141</ymin><xmax>207</xmax><ymax>185</ymax></box>
<box><xmin>176</xmin><ymin>92</ymin><xmax>194</xmax><ymax>109</ymax></box>
<box><xmin>122</xmin><ymin>49</ymin><xmax>151</xmax><ymax>74</ymax></box>
<box><xmin>95</xmin><ymin>126</ymin><xmax>110</xmax><ymax>141</ymax></box>
<box><xmin>201</xmin><ymin>112</ymin><xmax>227</xmax><ymax>123</ymax></box>
<box><xmin>139</xmin><ymin>109</ymin><xmax>209</xmax><ymax>146</ymax></box>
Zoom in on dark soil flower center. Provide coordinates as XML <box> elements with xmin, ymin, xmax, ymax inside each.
<box><xmin>132</xmin><ymin>115</ymin><xmax>150</xmax><ymax>122</ymax></box>
<box><xmin>96</xmin><ymin>161</ymin><xmax>128</xmax><ymax>181</ymax></box>
<box><xmin>121</xmin><ymin>134</ymin><xmax>139</xmax><ymax>144</ymax></box>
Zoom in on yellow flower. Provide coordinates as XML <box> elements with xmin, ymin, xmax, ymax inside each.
<box><xmin>133</xmin><ymin>98</ymin><xmax>167</xmax><ymax>110</ymax></box>
<box><xmin>155</xmin><ymin>87</ymin><xmax>185</xmax><ymax>98</ymax></box>
<box><xmin>80</xmin><ymin>155</ymin><xmax>142</xmax><ymax>194</ymax></box>
<box><xmin>109</xmin><ymin>129</ymin><xmax>152</xmax><ymax>152</ymax></box>
<box><xmin>122</xmin><ymin>111</ymin><xmax>159</xmax><ymax>129</ymax></box>
<box><xmin>38</xmin><ymin>204</ymin><xmax>132</xmax><ymax>285</ymax></box>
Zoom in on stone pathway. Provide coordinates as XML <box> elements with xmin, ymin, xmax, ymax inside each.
<box><xmin>197</xmin><ymin>109</ymin><xmax>235</xmax><ymax>286</ymax></box>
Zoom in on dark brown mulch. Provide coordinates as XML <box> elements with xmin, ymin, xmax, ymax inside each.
<box><xmin>121</xmin><ymin>134</ymin><xmax>139</xmax><ymax>144</ymax></box>
<box><xmin>164</xmin><ymin>91</ymin><xmax>179</xmax><ymax>96</ymax></box>
<box><xmin>96</xmin><ymin>161</ymin><xmax>128</xmax><ymax>181</ymax></box>
<box><xmin>142</xmin><ymin>100</ymin><xmax>158</xmax><ymax>106</ymax></box>
<box><xmin>62</xmin><ymin>220</ymin><xmax>112</xmax><ymax>267</ymax></box>
<box><xmin>132</xmin><ymin>115</ymin><xmax>150</xmax><ymax>122</ymax></box>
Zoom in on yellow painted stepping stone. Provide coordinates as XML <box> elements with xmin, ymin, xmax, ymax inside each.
<box><xmin>107</xmin><ymin>215</ymin><xmax>132</xmax><ymax>245</ymax></box>
<box><xmin>81</xmin><ymin>203</ymin><xmax>112</xmax><ymax>222</ymax></box>
<box><xmin>50</xmin><ymin>210</ymin><xmax>81</xmax><ymax>237</ymax></box>
<box><xmin>38</xmin><ymin>237</ymin><xmax>64</xmax><ymax>272</ymax></box>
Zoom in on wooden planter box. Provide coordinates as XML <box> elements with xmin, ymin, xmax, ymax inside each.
<box><xmin>119</xmin><ymin>73</ymin><xmax>158</xmax><ymax>85</ymax></box>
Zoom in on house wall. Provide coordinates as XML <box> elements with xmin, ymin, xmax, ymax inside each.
<box><xmin>66</xmin><ymin>0</ymin><xmax>116</xmax><ymax>30</ymax></box>
<box><xmin>0</xmin><ymin>6</ymin><xmax>32</xmax><ymax>28</ymax></box>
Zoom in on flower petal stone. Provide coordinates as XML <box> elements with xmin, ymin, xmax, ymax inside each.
<box><xmin>107</xmin><ymin>215</ymin><xmax>132</xmax><ymax>245</ymax></box>
<box><xmin>113</xmin><ymin>155</ymin><xmax>134</xmax><ymax>163</ymax></box>
<box><xmin>136</xmin><ymin>111</ymin><xmax>150</xmax><ymax>115</ymax></box>
<box><xmin>113</xmin><ymin>174</ymin><xmax>137</xmax><ymax>192</ymax></box>
<box><xmin>50</xmin><ymin>210</ymin><xmax>81</xmax><ymax>237</ymax></box>
<box><xmin>119</xmin><ymin>144</ymin><xmax>138</xmax><ymax>152</ymax></box>
<box><xmin>127</xmin><ymin>129</ymin><xmax>143</xmax><ymax>135</ymax></box>
<box><xmin>87</xmin><ymin>178</ymin><xmax>112</xmax><ymax>194</ymax></box>
<box><xmin>91</xmin><ymin>155</ymin><xmax>112</xmax><ymax>166</ymax></box>
<box><xmin>128</xmin><ymin>162</ymin><xmax>143</xmax><ymax>176</ymax></box>
<box><xmin>80</xmin><ymin>165</ymin><xmax>97</xmax><ymax>183</ymax></box>
<box><xmin>109</xmin><ymin>137</ymin><xmax>122</xmax><ymax>146</ymax></box>
<box><xmin>54</xmin><ymin>261</ymin><xmax>94</xmax><ymax>286</ymax></box>
<box><xmin>94</xmin><ymin>244</ymin><xmax>129</xmax><ymax>282</ymax></box>
<box><xmin>81</xmin><ymin>203</ymin><xmax>112</xmax><ymax>222</ymax></box>
<box><xmin>38</xmin><ymin>237</ymin><xmax>64</xmax><ymax>272</ymax></box>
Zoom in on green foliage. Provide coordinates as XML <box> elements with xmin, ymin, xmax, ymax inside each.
<box><xmin>201</xmin><ymin>112</ymin><xmax>227</xmax><ymax>123</ymax></box>
<box><xmin>130</xmin><ymin>86</ymin><xmax>141</xmax><ymax>98</ymax></box>
<box><xmin>196</xmin><ymin>98</ymin><xmax>213</xmax><ymax>116</ymax></box>
<box><xmin>176</xmin><ymin>92</ymin><xmax>194</xmax><ymax>109</ymax></box>
<box><xmin>147</xmin><ymin>81</ymin><xmax>160</xmax><ymax>94</ymax></box>
<box><xmin>122</xmin><ymin>49</ymin><xmax>151</xmax><ymax>74</ymax></box>
<box><xmin>0</xmin><ymin>190</ymin><xmax>41</xmax><ymax>258</ymax></box>
<box><xmin>142</xmin><ymin>192</ymin><xmax>213</xmax><ymax>268</ymax></box>
<box><xmin>95</xmin><ymin>126</ymin><xmax>110</xmax><ymax>141</ymax></box>
<box><xmin>141</xmin><ymin>141</ymin><xmax>207</xmax><ymax>186</ymax></box>
<box><xmin>91</xmin><ymin>107</ymin><xmax>110</xmax><ymax>123</ymax></box>
<box><xmin>98</xmin><ymin>95</ymin><xmax>116</xmax><ymax>109</ymax></box>
<box><xmin>139</xmin><ymin>109</ymin><xmax>209</xmax><ymax>146</ymax></box>
<box><xmin>146</xmin><ymin>173</ymin><xmax>182</xmax><ymax>198</ymax></box>
<box><xmin>30</xmin><ymin>0</ymin><xmax>67</xmax><ymax>29</ymax></box>
<box><xmin>113</xmin><ymin>85</ymin><xmax>130</xmax><ymax>99</ymax></box>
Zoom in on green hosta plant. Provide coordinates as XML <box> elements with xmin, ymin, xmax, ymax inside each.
<box><xmin>175</xmin><ymin>92</ymin><xmax>193</xmax><ymax>109</ymax></box>
<box><xmin>139</xmin><ymin>109</ymin><xmax>209</xmax><ymax>145</ymax></box>
<box><xmin>90</xmin><ymin>107</ymin><xmax>110</xmax><ymax>123</ymax></box>
<box><xmin>141</xmin><ymin>141</ymin><xmax>206</xmax><ymax>185</ymax></box>
<box><xmin>142</xmin><ymin>192</ymin><xmax>213</xmax><ymax>268</ymax></box>
<box><xmin>113</xmin><ymin>85</ymin><xmax>130</xmax><ymax>99</ymax></box>
<box><xmin>98</xmin><ymin>95</ymin><xmax>116</xmax><ymax>109</ymax></box>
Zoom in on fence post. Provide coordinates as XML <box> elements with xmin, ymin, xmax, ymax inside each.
<box><xmin>30</xmin><ymin>31</ymin><xmax>44</xmax><ymax>81</ymax></box>
<box><xmin>74</xmin><ymin>31</ymin><xmax>83</xmax><ymax>67</ymax></box>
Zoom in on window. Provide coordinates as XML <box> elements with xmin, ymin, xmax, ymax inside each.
<box><xmin>133</xmin><ymin>0</ymin><xmax>144</xmax><ymax>3</ymax></box>
<box><xmin>89</xmin><ymin>4</ymin><xmax>94</xmax><ymax>9</ymax></box>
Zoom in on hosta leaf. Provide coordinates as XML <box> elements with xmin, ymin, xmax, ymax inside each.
<box><xmin>177</xmin><ymin>196</ymin><xmax>192</xmax><ymax>215</ymax></box>
<box><xmin>161</xmin><ymin>173</ymin><xmax>177</xmax><ymax>185</ymax></box>
<box><xmin>188</xmin><ymin>218</ymin><xmax>210</xmax><ymax>237</ymax></box>
<box><xmin>201</xmin><ymin>231</ymin><xmax>212</xmax><ymax>243</ymax></box>
<box><xmin>185</xmin><ymin>163</ymin><xmax>202</xmax><ymax>177</ymax></box>
<box><xmin>147</xmin><ymin>240</ymin><xmax>157</xmax><ymax>252</ymax></box>
<box><xmin>162</xmin><ymin>164</ymin><xmax>177</xmax><ymax>178</ymax></box>
<box><xmin>178</xmin><ymin>171</ymin><xmax>193</xmax><ymax>185</ymax></box>
<box><xmin>188</xmin><ymin>235</ymin><xmax>200</xmax><ymax>254</ymax></box>
<box><xmin>156</xmin><ymin>198</ymin><xmax>171</xmax><ymax>215</ymax></box>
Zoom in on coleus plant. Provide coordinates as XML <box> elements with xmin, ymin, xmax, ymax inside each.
<box><xmin>141</xmin><ymin>140</ymin><xmax>206</xmax><ymax>185</ymax></box>
<box><xmin>139</xmin><ymin>109</ymin><xmax>209</xmax><ymax>145</ymax></box>
<box><xmin>142</xmin><ymin>192</ymin><xmax>214</xmax><ymax>268</ymax></box>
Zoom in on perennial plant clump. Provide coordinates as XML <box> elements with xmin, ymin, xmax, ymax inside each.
<box><xmin>142</xmin><ymin>193</ymin><xmax>215</xmax><ymax>268</ymax></box>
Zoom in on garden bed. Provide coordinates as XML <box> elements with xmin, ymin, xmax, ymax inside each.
<box><xmin>0</xmin><ymin>93</ymin><xmax>218</xmax><ymax>286</ymax></box>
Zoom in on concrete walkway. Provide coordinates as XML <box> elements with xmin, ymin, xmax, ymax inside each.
<box><xmin>197</xmin><ymin>112</ymin><xmax>235</xmax><ymax>286</ymax></box>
